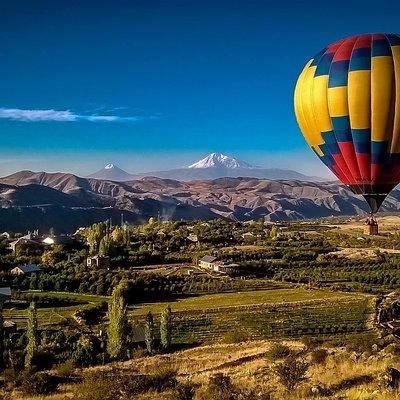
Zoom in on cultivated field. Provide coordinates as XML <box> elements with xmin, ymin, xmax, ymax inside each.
<box><xmin>129</xmin><ymin>288</ymin><xmax>375</xmax><ymax>343</ymax></box>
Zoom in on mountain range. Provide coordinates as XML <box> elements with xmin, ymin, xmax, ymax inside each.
<box><xmin>88</xmin><ymin>153</ymin><xmax>322</xmax><ymax>182</ymax></box>
<box><xmin>0</xmin><ymin>170</ymin><xmax>399</xmax><ymax>233</ymax></box>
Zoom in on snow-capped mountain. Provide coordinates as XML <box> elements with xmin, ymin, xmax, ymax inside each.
<box><xmin>188</xmin><ymin>152</ymin><xmax>253</xmax><ymax>169</ymax></box>
<box><xmin>127</xmin><ymin>153</ymin><xmax>322</xmax><ymax>181</ymax></box>
<box><xmin>87</xmin><ymin>153</ymin><xmax>323</xmax><ymax>182</ymax></box>
<box><xmin>88</xmin><ymin>164</ymin><xmax>134</xmax><ymax>181</ymax></box>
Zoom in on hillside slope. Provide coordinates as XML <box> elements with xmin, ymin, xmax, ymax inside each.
<box><xmin>0</xmin><ymin>171</ymin><xmax>399</xmax><ymax>232</ymax></box>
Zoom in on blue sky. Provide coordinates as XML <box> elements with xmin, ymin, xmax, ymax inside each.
<box><xmin>1</xmin><ymin>0</ymin><xmax>400</xmax><ymax>177</ymax></box>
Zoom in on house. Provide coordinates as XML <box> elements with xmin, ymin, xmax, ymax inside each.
<box><xmin>187</xmin><ymin>233</ymin><xmax>198</xmax><ymax>243</ymax></box>
<box><xmin>3</xmin><ymin>320</ymin><xmax>16</xmax><ymax>333</ymax></box>
<box><xmin>87</xmin><ymin>255</ymin><xmax>110</xmax><ymax>269</ymax></box>
<box><xmin>198</xmin><ymin>255</ymin><xmax>217</xmax><ymax>269</ymax></box>
<box><xmin>198</xmin><ymin>256</ymin><xmax>240</xmax><ymax>276</ymax></box>
<box><xmin>11</xmin><ymin>264</ymin><xmax>40</xmax><ymax>275</ymax></box>
<box><xmin>9</xmin><ymin>232</ymin><xmax>45</xmax><ymax>253</ymax></box>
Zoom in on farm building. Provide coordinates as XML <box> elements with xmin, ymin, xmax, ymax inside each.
<box><xmin>9</xmin><ymin>237</ymin><xmax>43</xmax><ymax>253</ymax></box>
<box><xmin>198</xmin><ymin>256</ymin><xmax>240</xmax><ymax>276</ymax></box>
<box><xmin>87</xmin><ymin>255</ymin><xmax>110</xmax><ymax>269</ymax></box>
<box><xmin>11</xmin><ymin>264</ymin><xmax>40</xmax><ymax>275</ymax></box>
<box><xmin>3</xmin><ymin>320</ymin><xmax>16</xmax><ymax>333</ymax></box>
<box><xmin>198</xmin><ymin>255</ymin><xmax>217</xmax><ymax>269</ymax></box>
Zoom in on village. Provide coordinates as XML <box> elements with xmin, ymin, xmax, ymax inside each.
<box><xmin>0</xmin><ymin>215</ymin><xmax>400</xmax><ymax>398</ymax></box>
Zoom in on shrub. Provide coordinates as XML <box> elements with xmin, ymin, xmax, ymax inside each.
<box><xmin>19</xmin><ymin>372</ymin><xmax>58</xmax><ymax>396</ymax></box>
<box><xmin>72</xmin><ymin>335</ymin><xmax>97</xmax><ymax>367</ymax></box>
<box><xmin>301</xmin><ymin>336</ymin><xmax>323</xmax><ymax>350</ymax></box>
<box><xmin>346</xmin><ymin>334</ymin><xmax>378</xmax><ymax>354</ymax></box>
<box><xmin>71</xmin><ymin>367</ymin><xmax>178</xmax><ymax>400</ymax></box>
<box><xmin>199</xmin><ymin>374</ymin><xmax>235</xmax><ymax>400</ymax></box>
<box><xmin>197</xmin><ymin>373</ymin><xmax>269</xmax><ymax>400</ymax></box>
<box><xmin>30</xmin><ymin>350</ymin><xmax>56</xmax><ymax>371</ymax></box>
<box><xmin>310</xmin><ymin>348</ymin><xmax>329</xmax><ymax>365</ymax></box>
<box><xmin>221</xmin><ymin>329</ymin><xmax>250</xmax><ymax>344</ymax></box>
<box><xmin>150</xmin><ymin>366</ymin><xmax>178</xmax><ymax>392</ymax></box>
<box><xmin>173</xmin><ymin>381</ymin><xmax>197</xmax><ymax>400</ymax></box>
<box><xmin>56</xmin><ymin>359</ymin><xmax>75</xmax><ymax>377</ymax></box>
<box><xmin>266</xmin><ymin>343</ymin><xmax>293</xmax><ymax>360</ymax></box>
<box><xmin>129</xmin><ymin>347</ymin><xmax>148</xmax><ymax>359</ymax></box>
<box><xmin>273</xmin><ymin>357</ymin><xmax>308</xmax><ymax>391</ymax></box>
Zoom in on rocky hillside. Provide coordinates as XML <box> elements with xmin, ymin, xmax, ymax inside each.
<box><xmin>0</xmin><ymin>171</ymin><xmax>399</xmax><ymax>232</ymax></box>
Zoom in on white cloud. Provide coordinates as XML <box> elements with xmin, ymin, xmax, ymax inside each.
<box><xmin>0</xmin><ymin>107</ymin><xmax>145</xmax><ymax>122</ymax></box>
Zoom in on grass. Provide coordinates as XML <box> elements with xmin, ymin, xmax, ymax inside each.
<box><xmin>20</xmin><ymin>290</ymin><xmax>109</xmax><ymax>303</ymax></box>
<box><xmin>11</xmin><ymin>338</ymin><xmax>399</xmax><ymax>400</ymax></box>
<box><xmin>128</xmin><ymin>288</ymin><xmax>367</xmax><ymax>316</ymax></box>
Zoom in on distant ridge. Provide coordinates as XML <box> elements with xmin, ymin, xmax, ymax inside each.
<box><xmin>0</xmin><ymin>170</ymin><xmax>400</xmax><ymax>233</ymax></box>
<box><xmin>87</xmin><ymin>153</ymin><xmax>323</xmax><ymax>182</ymax></box>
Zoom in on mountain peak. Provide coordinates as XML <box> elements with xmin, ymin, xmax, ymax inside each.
<box><xmin>187</xmin><ymin>152</ymin><xmax>253</xmax><ymax>169</ymax></box>
<box><xmin>104</xmin><ymin>163</ymin><xmax>116</xmax><ymax>170</ymax></box>
<box><xmin>88</xmin><ymin>163</ymin><xmax>133</xmax><ymax>181</ymax></box>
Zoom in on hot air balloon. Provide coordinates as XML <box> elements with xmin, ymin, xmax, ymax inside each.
<box><xmin>294</xmin><ymin>33</ymin><xmax>400</xmax><ymax>217</ymax></box>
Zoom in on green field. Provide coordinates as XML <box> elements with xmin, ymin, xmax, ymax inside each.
<box><xmin>129</xmin><ymin>289</ymin><xmax>375</xmax><ymax>343</ymax></box>
<box><xmin>4</xmin><ymin>288</ymin><xmax>375</xmax><ymax>343</ymax></box>
<box><xmin>129</xmin><ymin>288</ymin><xmax>360</xmax><ymax>316</ymax></box>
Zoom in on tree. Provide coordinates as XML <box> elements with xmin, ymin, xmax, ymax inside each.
<box><xmin>270</xmin><ymin>226</ymin><xmax>278</xmax><ymax>239</ymax></box>
<box><xmin>273</xmin><ymin>357</ymin><xmax>308</xmax><ymax>391</ymax></box>
<box><xmin>0</xmin><ymin>310</ymin><xmax>3</xmax><ymax>371</ymax></box>
<box><xmin>25</xmin><ymin>302</ymin><xmax>38</xmax><ymax>368</ymax></box>
<box><xmin>160</xmin><ymin>306</ymin><xmax>172</xmax><ymax>351</ymax></box>
<box><xmin>99</xmin><ymin>236</ymin><xmax>110</xmax><ymax>257</ymax></box>
<box><xmin>107</xmin><ymin>285</ymin><xmax>127</xmax><ymax>359</ymax></box>
<box><xmin>145</xmin><ymin>311</ymin><xmax>155</xmax><ymax>354</ymax></box>
<box><xmin>111</xmin><ymin>226</ymin><xmax>124</xmax><ymax>243</ymax></box>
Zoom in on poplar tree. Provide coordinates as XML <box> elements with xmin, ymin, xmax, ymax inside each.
<box><xmin>160</xmin><ymin>306</ymin><xmax>172</xmax><ymax>351</ymax></box>
<box><xmin>0</xmin><ymin>310</ymin><xmax>4</xmax><ymax>371</ymax></box>
<box><xmin>25</xmin><ymin>302</ymin><xmax>38</xmax><ymax>368</ymax></box>
<box><xmin>145</xmin><ymin>311</ymin><xmax>155</xmax><ymax>354</ymax></box>
<box><xmin>107</xmin><ymin>286</ymin><xmax>127</xmax><ymax>359</ymax></box>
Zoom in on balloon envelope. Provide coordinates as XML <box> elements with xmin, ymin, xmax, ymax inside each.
<box><xmin>294</xmin><ymin>33</ymin><xmax>400</xmax><ymax>212</ymax></box>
